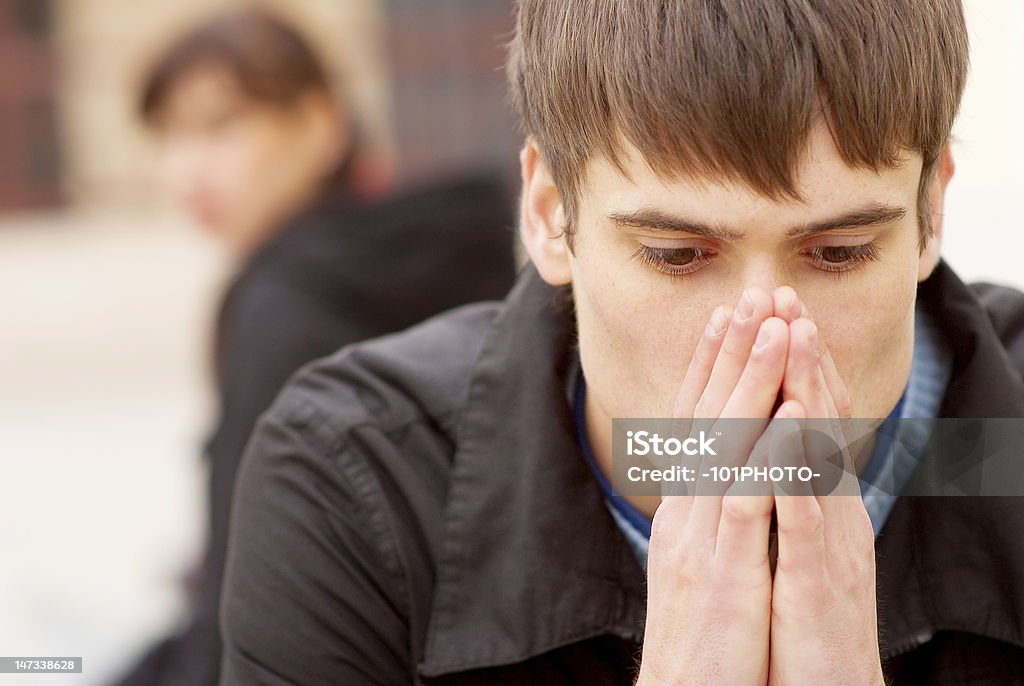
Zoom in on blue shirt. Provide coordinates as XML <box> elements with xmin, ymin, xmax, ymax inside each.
<box><xmin>575</xmin><ymin>306</ymin><xmax>952</xmax><ymax>569</ymax></box>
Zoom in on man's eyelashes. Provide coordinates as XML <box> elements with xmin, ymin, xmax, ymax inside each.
<box><xmin>630</xmin><ymin>242</ymin><xmax>881</xmax><ymax>279</ymax></box>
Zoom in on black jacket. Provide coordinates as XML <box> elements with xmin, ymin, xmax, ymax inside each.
<box><xmin>109</xmin><ymin>176</ymin><xmax>516</xmax><ymax>686</ymax></box>
<box><xmin>220</xmin><ymin>262</ymin><xmax>1024</xmax><ymax>685</ymax></box>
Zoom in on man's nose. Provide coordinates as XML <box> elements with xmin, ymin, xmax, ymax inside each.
<box><xmin>738</xmin><ymin>259</ymin><xmax>785</xmax><ymax>293</ymax></box>
<box><xmin>738</xmin><ymin>264</ymin><xmax>804</xmax><ymax>319</ymax></box>
<box><xmin>739</xmin><ymin>266</ymin><xmax>782</xmax><ymax>305</ymax></box>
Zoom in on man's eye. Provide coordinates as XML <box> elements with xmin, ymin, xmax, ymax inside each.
<box><xmin>819</xmin><ymin>246</ymin><xmax>860</xmax><ymax>263</ymax></box>
<box><xmin>631</xmin><ymin>246</ymin><xmax>714</xmax><ymax>276</ymax></box>
<box><xmin>804</xmin><ymin>242</ymin><xmax>881</xmax><ymax>275</ymax></box>
<box><xmin>654</xmin><ymin>247</ymin><xmax>702</xmax><ymax>266</ymax></box>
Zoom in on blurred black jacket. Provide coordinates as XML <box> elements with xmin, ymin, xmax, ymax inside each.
<box><xmin>109</xmin><ymin>174</ymin><xmax>517</xmax><ymax>686</ymax></box>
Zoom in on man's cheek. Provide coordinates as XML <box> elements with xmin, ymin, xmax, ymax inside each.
<box><xmin>816</xmin><ymin>300</ymin><xmax>913</xmax><ymax>416</ymax></box>
<box><xmin>583</xmin><ymin>294</ymin><xmax>707</xmax><ymax>414</ymax></box>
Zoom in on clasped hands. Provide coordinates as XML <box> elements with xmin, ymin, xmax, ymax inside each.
<box><xmin>637</xmin><ymin>286</ymin><xmax>884</xmax><ymax>686</ymax></box>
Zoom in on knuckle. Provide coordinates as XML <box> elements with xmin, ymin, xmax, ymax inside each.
<box><xmin>693</xmin><ymin>395</ymin><xmax>713</xmax><ymax>419</ymax></box>
<box><xmin>650</xmin><ymin>499</ymin><xmax>690</xmax><ymax>542</ymax></box>
<box><xmin>747</xmin><ymin>287</ymin><xmax>774</xmax><ymax>314</ymax></box>
<box><xmin>721</xmin><ymin>494</ymin><xmax>758</xmax><ymax>522</ymax></box>
<box><xmin>721</xmin><ymin>334</ymin><xmax>747</xmax><ymax>358</ymax></box>
<box><xmin>836</xmin><ymin>391</ymin><xmax>854</xmax><ymax>418</ymax></box>
<box><xmin>849</xmin><ymin>548</ymin><xmax>877</xmax><ymax>581</ymax></box>
<box><xmin>778</xmin><ymin>502</ymin><xmax>824</xmax><ymax>537</ymax></box>
<box><xmin>719</xmin><ymin>496</ymin><xmax>743</xmax><ymax>523</ymax></box>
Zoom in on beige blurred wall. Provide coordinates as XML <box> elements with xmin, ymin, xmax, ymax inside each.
<box><xmin>52</xmin><ymin>0</ymin><xmax>392</xmax><ymax>209</ymax></box>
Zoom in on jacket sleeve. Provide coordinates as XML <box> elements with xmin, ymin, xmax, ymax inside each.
<box><xmin>219</xmin><ymin>410</ymin><xmax>414</xmax><ymax>685</ymax></box>
<box><xmin>163</xmin><ymin>282</ymin><xmax>376</xmax><ymax>686</ymax></box>
<box><xmin>206</xmin><ymin>280</ymin><xmax>371</xmax><ymax>580</ymax></box>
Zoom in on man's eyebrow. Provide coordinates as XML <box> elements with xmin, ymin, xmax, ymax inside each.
<box><xmin>608</xmin><ymin>203</ymin><xmax>908</xmax><ymax>240</ymax></box>
<box><xmin>608</xmin><ymin>209</ymin><xmax>742</xmax><ymax>240</ymax></box>
<box><xmin>786</xmin><ymin>203</ymin><xmax>908</xmax><ymax>239</ymax></box>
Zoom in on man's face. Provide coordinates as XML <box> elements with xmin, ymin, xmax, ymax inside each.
<box><xmin>534</xmin><ymin>123</ymin><xmax>938</xmax><ymax>422</ymax></box>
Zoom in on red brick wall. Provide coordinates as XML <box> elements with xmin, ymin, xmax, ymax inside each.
<box><xmin>384</xmin><ymin>0</ymin><xmax>519</xmax><ymax>188</ymax></box>
<box><xmin>0</xmin><ymin>0</ymin><xmax>62</xmax><ymax>210</ymax></box>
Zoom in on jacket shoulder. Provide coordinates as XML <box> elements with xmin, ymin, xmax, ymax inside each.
<box><xmin>266</xmin><ymin>300</ymin><xmax>502</xmax><ymax>447</ymax></box>
<box><xmin>970</xmin><ymin>281</ymin><xmax>1024</xmax><ymax>378</ymax></box>
<box><xmin>221</xmin><ymin>301</ymin><xmax>503</xmax><ymax>684</ymax></box>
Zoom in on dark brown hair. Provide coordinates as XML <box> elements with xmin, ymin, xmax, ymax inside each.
<box><xmin>507</xmin><ymin>0</ymin><xmax>969</xmax><ymax>245</ymax></box>
<box><xmin>140</xmin><ymin>8</ymin><xmax>333</xmax><ymax>121</ymax></box>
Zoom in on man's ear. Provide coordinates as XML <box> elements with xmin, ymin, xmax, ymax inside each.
<box><xmin>918</xmin><ymin>146</ymin><xmax>955</xmax><ymax>282</ymax></box>
<box><xmin>519</xmin><ymin>141</ymin><xmax>572</xmax><ymax>286</ymax></box>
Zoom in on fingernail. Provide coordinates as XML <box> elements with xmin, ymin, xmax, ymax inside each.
<box><xmin>736</xmin><ymin>291</ymin><xmax>754</xmax><ymax>322</ymax></box>
<box><xmin>706</xmin><ymin>307</ymin><xmax>729</xmax><ymax>336</ymax></box>
<box><xmin>780</xmin><ymin>287</ymin><xmax>796</xmax><ymax>311</ymax></box>
<box><xmin>776</xmin><ymin>401</ymin><xmax>801</xmax><ymax>421</ymax></box>
<box><xmin>753</xmin><ymin>322</ymin><xmax>771</xmax><ymax>351</ymax></box>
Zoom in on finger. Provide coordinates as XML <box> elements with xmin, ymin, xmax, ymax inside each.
<box><xmin>669</xmin><ymin>306</ymin><xmax>732</xmax><ymax>498</ymax></box>
<box><xmin>818</xmin><ymin>339</ymin><xmax>853</xmax><ymax>420</ymax></box>
<box><xmin>772</xmin><ymin>285</ymin><xmax>802</xmax><ymax>323</ymax></box>
<box><xmin>774</xmin><ymin>295</ymin><xmax>852</xmax><ymax>420</ymax></box>
<box><xmin>780</xmin><ymin>323</ymin><xmax>854</xmax><ymax>510</ymax></box>
<box><xmin>814</xmin><ymin>362</ymin><xmax>858</xmax><ymax>484</ymax></box>
<box><xmin>769</xmin><ymin>400</ymin><xmax>815</xmax><ymax>498</ymax></box>
<box><xmin>649</xmin><ymin>492</ymin><xmax>699</xmax><ymax>550</ymax></box>
<box><xmin>690</xmin><ymin>317</ymin><xmax>788</xmax><ymax>531</ymax></box>
<box><xmin>774</xmin><ymin>288</ymin><xmax>846</xmax><ymax>427</ymax></box>
<box><xmin>716</xmin><ymin>486</ymin><xmax>775</xmax><ymax>569</ymax></box>
<box><xmin>780</xmin><ymin>304</ymin><xmax>855</xmax><ymax>474</ymax></box>
<box><xmin>719</xmin><ymin>317</ymin><xmax>790</xmax><ymax>420</ymax></box>
<box><xmin>698</xmin><ymin>317</ymin><xmax>789</xmax><ymax>488</ymax></box>
<box><xmin>673</xmin><ymin>305</ymin><xmax>733</xmax><ymax>418</ymax></box>
<box><xmin>806</xmin><ymin>335</ymin><xmax>862</xmax><ymax>502</ymax></box>
<box><xmin>716</xmin><ymin>421</ymin><xmax>776</xmax><ymax>568</ymax></box>
<box><xmin>770</xmin><ymin>401</ymin><xmax>828</xmax><ymax>576</ymax></box>
<box><xmin>812</xmin><ymin>411</ymin><xmax>866</xmax><ymax>528</ymax></box>
<box><xmin>780</xmin><ymin>317</ymin><xmax>852</xmax><ymax>500</ymax></box>
<box><xmin>696</xmin><ymin>287</ymin><xmax>774</xmax><ymax>418</ymax></box>
<box><xmin>819</xmin><ymin>340</ymin><xmax>883</xmax><ymax>494</ymax></box>
<box><xmin>782</xmin><ymin>318</ymin><xmax>831</xmax><ymax>420</ymax></box>
<box><xmin>781</xmin><ymin>329</ymin><xmax>863</xmax><ymax>522</ymax></box>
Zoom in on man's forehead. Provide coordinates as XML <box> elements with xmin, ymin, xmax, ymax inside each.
<box><xmin>580</xmin><ymin>127</ymin><xmax>923</xmax><ymax>232</ymax></box>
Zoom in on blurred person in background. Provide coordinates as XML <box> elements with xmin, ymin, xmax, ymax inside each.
<box><xmin>108</xmin><ymin>8</ymin><xmax>516</xmax><ymax>686</ymax></box>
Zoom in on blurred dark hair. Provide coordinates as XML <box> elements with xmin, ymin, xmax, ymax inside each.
<box><xmin>140</xmin><ymin>8</ymin><xmax>363</xmax><ymax>187</ymax></box>
<box><xmin>139</xmin><ymin>8</ymin><xmax>335</xmax><ymax>122</ymax></box>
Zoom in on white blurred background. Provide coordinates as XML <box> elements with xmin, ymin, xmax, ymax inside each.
<box><xmin>0</xmin><ymin>0</ymin><xmax>1021</xmax><ymax>684</ymax></box>
<box><xmin>943</xmin><ymin>0</ymin><xmax>1024</xmax><ymax>284</ymax></box>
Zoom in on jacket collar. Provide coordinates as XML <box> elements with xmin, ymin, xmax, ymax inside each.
<box><xmin>925</xmin><ymin>261</ymin><xmax>1024</xmax><ymax>419</ymax></box>
<box><xmin>878</xmin><ymin>261</ymin><xmax>1024</xmax><ymax>658</ymax></box>
<box><xmin>420</xmin><ymin>266</ymin><xmax>646</xmax><ymax>677</ymax></box>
